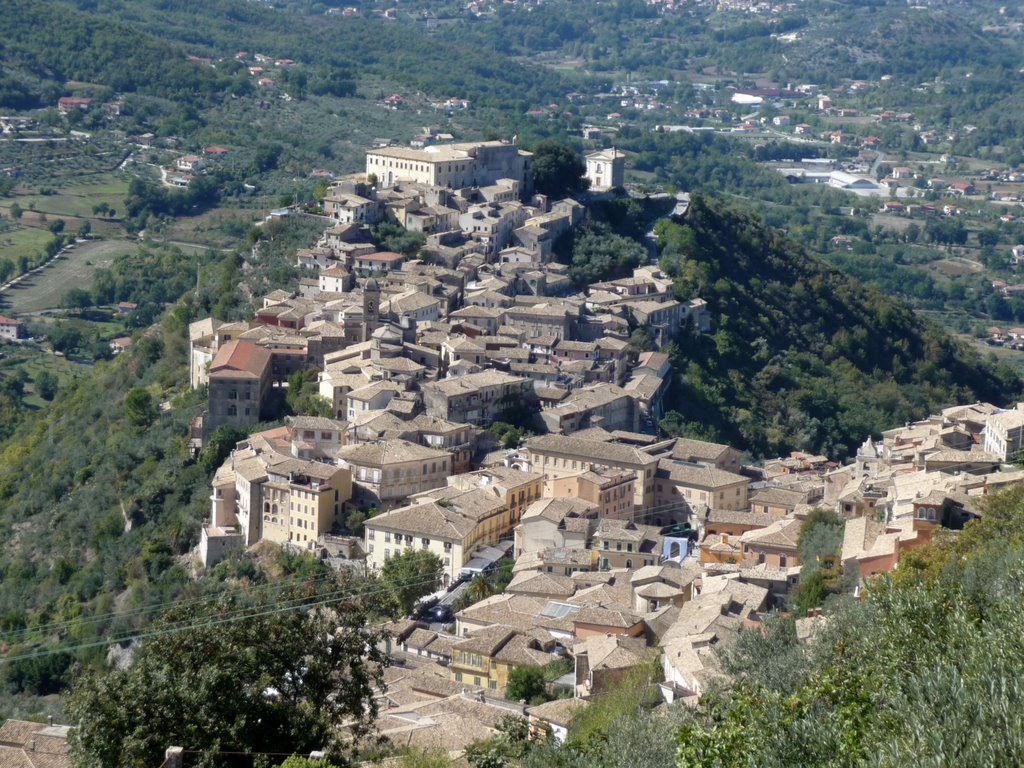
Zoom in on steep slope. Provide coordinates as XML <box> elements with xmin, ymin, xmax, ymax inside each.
<box><xmin>657</xmin><ymin>195</ymin><xmax>1021</xmax><ymax>459</ymax></box>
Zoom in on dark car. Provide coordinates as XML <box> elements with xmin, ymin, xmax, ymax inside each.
<box><xmin>414</xmin><ymin>597</ymin><xmax>440</xmax><ymax>620</ymax></box>
<box><xmin>428</xmin><ymin>604</ymin><xmax>453</xmax><ymax>623</ymax></box>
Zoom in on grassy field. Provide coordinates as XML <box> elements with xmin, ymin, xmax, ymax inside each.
<box><xmin>0</xmin><ymin>239</ymin><xmax>138</xmax><ymax>315</ymax></box>
<box><xmin>0</xmin><ymin>225</ymin><xmax>54</xmax><ymax>264</ymax></box>
<box><xmin>9</xmin><ymin>174</ymin><xmax>131</xmax><ymax>219</ymax></box>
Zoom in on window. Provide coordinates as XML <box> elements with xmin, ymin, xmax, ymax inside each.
<box><xmin>780</xmin><ymin>555</ymin><xmax>788</xmax><ymax>567</ymax></box>
<box><xmin>627</xmin><ymin>543</ymin><xmax>633</xmax><ymax>552</ymax></box>
<box><xmin>489</xmin><ymin>680</ymin><xmax>497</xmax><ymax>690</ymax></box>
<box><xmin>384</xmin><ymin>549</ymin><xmax>390</xmax><ymax>559</ymax></box>
<box><xmin>369</xmin><ymin>544</ymin><xmax>374</xmax><ymax>553</ymax></box>
<box><xmin>422</xmin><ymin>538</ymin><xmax>430</xmax><ymax>547</ymax></box>
<box><xmin>616</xmin><ymin>543</ymin><xmax>622</xmax><ymax>552</ymax></box>
<box><xmin>490</xmin><ymin>660</ymin><xmax>497</xmax><ymax>669</ymax></box>
<box><xmin>384</xmin><ymin>532</ymin><xmax>391</xmax><ymax>543</ymax></box>
<box><xmin>603</xmin><ymin>541</ymin><xmax>609</xmax><ymax>550</ymax></box>
<box><xmin>455</xmin><ymin>672</ymin><xmax>463</xmax><ymax>682</ymax></box>
<box><xmin>473</xmin><ymin>677</ymin><xmax>481</xmax><ymax>687</ymax></box>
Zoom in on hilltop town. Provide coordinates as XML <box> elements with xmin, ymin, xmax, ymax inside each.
<box><xmin>5</xmin><ymin>1</ymin><xmax>1024</xmax><ymax>764</ymax></box>
<box><xmin>162</xmin><ymin>137</ymin><xmax>1024</xmax><ymax>754</ymax></box>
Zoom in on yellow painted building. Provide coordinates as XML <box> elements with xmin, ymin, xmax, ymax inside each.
<box><xmin>449</xmin><ymin>625</ymin><xmax>555</xmax><ymax>692</ymax></box>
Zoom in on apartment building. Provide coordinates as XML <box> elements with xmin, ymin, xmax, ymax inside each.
<box><xmin>549</xmin><ymin>468</ymin><xmax>636</xmax><ymax>520</ymax></box>
<box><xmin>503</xmin><ymin>302</ymin><xmax>577</xmax><ymax>340</ymax></box>
<box><xmin>364</xmin><ymin>487</ymin><xmax>506</xmax><ymax>584</ymax></box>
<box><xmin>981</xmin><ymin>407</ymin><xmax>1024</xmax><ymax>461</ymax></box>
<box><xmin>525</xmin><ymin>434</ymin><xmax>659</xmax><ymax>511</ymax></box>
<box><xmin>334</xmin><ymin>438</ymin><xmax>451</xmax><ymax>506</ymax></box>
<box><xmin>593</xmin><ymin>519</ymin><xmax>663</xmax><ymax>571</ymax></box>
<box><xmin>206</xmin><ymin>340</ymin><xmax>273</xmax><ymax>431</ymax></box>
<box><xmin>205</xmin><ymin>442</ymin><xmax>353</xmax><ymax>565</ymax></box>
<box><xmin>422</xmin><ymin>370</ymin><xmax>533</xmax><ymax>426</ymax></box>
<box><xmin>446</xmin><ymin>466</ymin><xmax>544</xmax><ymax>530</ymax></box>
<box><xmin>449</xmin><ymin>626</ymin><xmax>554</xmax><ymax>692</ymax></box>
<box><xmin>653</xmin><ymin>459</ymin><xmax>750</xmax><ymax>515</ymax></box>
<box><xmin>539</xmin><ymin>384</ymin><xmax>639</xmax><ymax>434</ymax></box>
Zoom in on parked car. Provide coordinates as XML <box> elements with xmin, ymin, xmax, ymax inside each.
<box><xmin>414</xmin><ymin>597</ymin><xmax>440</xmax><ymax>620</ymax></box>
<box><xmin>428</xmin><ymin>604</ymin><xmax>453</xmax><ymax>623</ymax></box>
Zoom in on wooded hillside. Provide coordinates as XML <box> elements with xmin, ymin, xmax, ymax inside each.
<box><xmin>657</xmin><ymin>195</ymin><xmax>1021</xmax><ymax>459</ymax></box>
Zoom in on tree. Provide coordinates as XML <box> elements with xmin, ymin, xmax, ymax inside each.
<box><xmin>35</xmin><ymin>371</ymin><xmax>58</xmax><ymax>401</ymax></box>
<box><xmin>124</xmin><ymin>388</ymin><xmax>157</xmax><ymax>427</ymax></box>
<box><xmin>505</xmin><ymin>665</ymin><xmax>547</xmax><ymax>704</ymax></box>
<box><xmin>60</xmin><ymin>287</ymin><xmax>93</xmax><ymax>309</ymax></box>
<box><xmin>198</xmin><ymin>425</ymin><xmax>248</xmax><ymax>472</ymax></box>
<box><xmin>379</xmin><ymin>548</ymin><xmax>443</xmax><ymax>618</ymax></box>
<box><xmin>9</xmin><ymin>203</ymin><xmax>22</xmax><ymax>219</ymax></box>
<box><xmin>530</xmin><ymin>139</ymin><xmax>589</xmax><ymax>198</ymax></box>
<box><xmin>67</xmin><ymin>587</ymin><xmax>388</xmax><ymax>768</ymax></box>
<box><xmin>464</xmin><ymin>715</ymin><xmax>532</xmax><ymax>768</ymax></box>
<box><xmin>47</xmin><ymin>218</ymin><xmax>65</xmax><ymax>234</ymax></box>
<box><xmin>276</xmin><ymin>758</ymin><xmax>340</xmax><ymax>768</ymax></box>
<box><xmin>569</xmin><ymin>227</ymin><xmax>644</xmax><ymax>285</ymax></box>
<box><xmin>345</xmin><ymin>509</ymin><xmax>366</xmax><ymax>537</ymax></box>
<box><xmin>47</xmin><ymin>324</ymin><xmax>83</xmax><ymax>354</ymax></box>
<box><xmin>372</xmin><ymin>222</ymin><xmax>426</xmax><ymax>256</ymax></box>
<box><xmin>977</xmin><ymin>228</ymin><xmax>1000</xmax><ymax>247</ymax></box>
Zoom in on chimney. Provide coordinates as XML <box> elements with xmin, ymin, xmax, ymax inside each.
<box><xmin>29</xmin><ymin>740</ymin><xmax>35</xmax><ymax>752</ymax></box>
<box><xmin>165</xmin><ymin>747</ymin><xmax>184</xmax><ymax>768</ymax></box>
<box><xmin>47</xmin><ymin>716</ymin><xmax>53</xmax><ymax>727</ymax></box>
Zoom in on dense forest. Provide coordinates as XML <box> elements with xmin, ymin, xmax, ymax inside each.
<box><xmin>656</xmin><ymin>195</ymin><xmax>1021</xmax><ymax>459</ymax></box>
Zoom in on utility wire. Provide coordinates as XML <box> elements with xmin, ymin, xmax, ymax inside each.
<box><xmin>0</xmin><ymin>568</ymin><xmax>343</xmax><ymax>643</ymax></box>
<box><xmin>0</xmin><ymin>571</ymin><xmax>445</xmax><ymax>665</ymax></box>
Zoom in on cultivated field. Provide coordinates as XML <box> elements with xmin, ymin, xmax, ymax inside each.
<box><xmin>0</xmin><ymin>239</ymin><xmax>138</xmax><ymax>314</ymax></box>
<box><xmin>0</xmin><ymin>225</ymin><xmax>54</xmax><ymax>263</ymax></box>
<box><xmin>10</xmin><ymin>173</ymin><xmax>131</xmax><ymax>219</ymax></box>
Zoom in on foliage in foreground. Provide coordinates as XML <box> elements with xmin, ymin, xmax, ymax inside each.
<box><xmin>675</xmin><ymin>484</ymin><xmax>1024</xmax><ymax>767</ymax></box>
<box><xmin>67</xmin><ymin>583</ymin><xmax>389</xmax><ymax>768</ymax></box>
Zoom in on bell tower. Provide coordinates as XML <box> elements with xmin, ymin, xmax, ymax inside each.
<box><xmin>362</xmin><ymin>278</ymin><xmax>380</xmax><ymax>342</ymax></box>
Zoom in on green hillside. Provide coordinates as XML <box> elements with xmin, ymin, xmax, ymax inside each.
<box><xmin>0</xmin><ymin>0</ymin><xmax>569</xmax><ymax>116</ymax></box>
<box><xmin>657</xmin><ymin>195</ymin><xmax>1022</xmax><ymax>459</ymax></box>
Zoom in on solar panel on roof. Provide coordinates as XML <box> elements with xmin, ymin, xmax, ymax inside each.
<box><xmin>540</xmin><ymin>601</ymin><xmax>581</xmax><ymax>619</ymax></box>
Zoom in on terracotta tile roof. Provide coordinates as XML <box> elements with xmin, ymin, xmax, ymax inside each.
<box><xmin>209</xmin><ymin>340</ymin><xmax>271</xmax><ymax>379</ymax></box>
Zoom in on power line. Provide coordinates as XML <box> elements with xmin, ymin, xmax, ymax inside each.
<box><xmin>0</xmin><ymin>572</ymin><xmax>445</xmax><ymax>665</ymax></box>
<box><xmin>0</xmin><ymin>569</ymin><xmax>343</xmax><ymax>644</ymax></box>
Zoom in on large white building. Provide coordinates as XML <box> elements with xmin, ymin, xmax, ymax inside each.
<box><xmin>365</xmin><ymin>140</ymin><xmax>532</xmax><ymax>192</ymax></box>
<box><xmin>982</xmin><ymin>407</ymin><xmax>1024</xmax><ymax>461</ymax></box>
<box><xmin>585</xmin><ymin>148</ymin><xmax>625</xmax><ymax>192</ymax></box>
